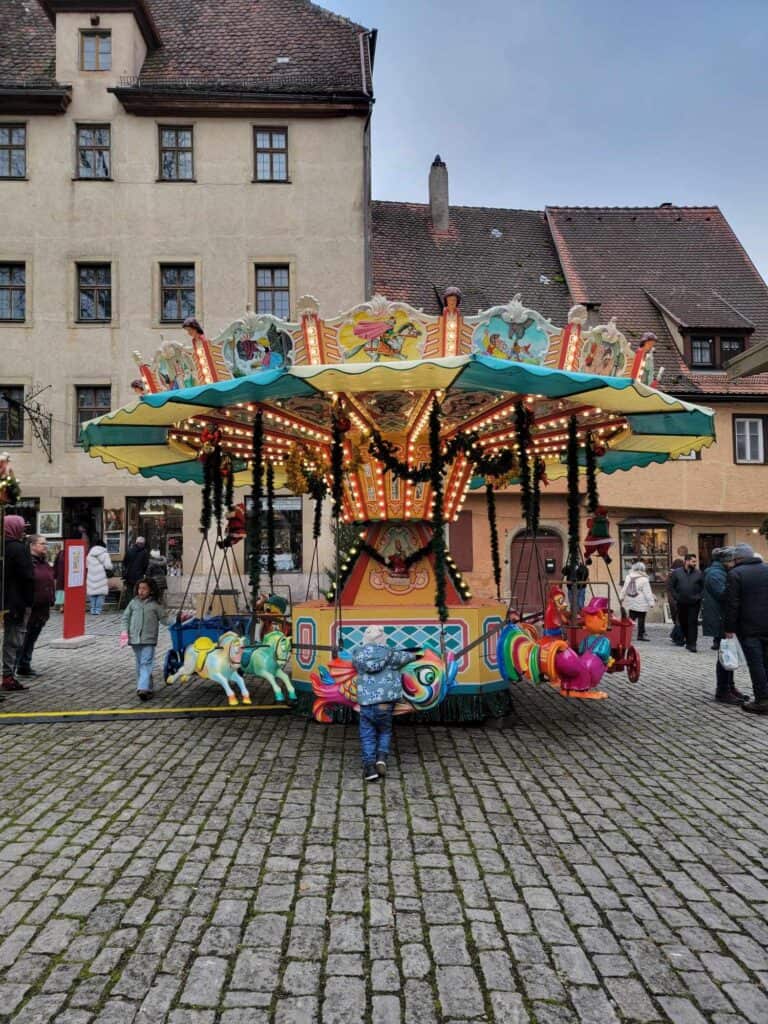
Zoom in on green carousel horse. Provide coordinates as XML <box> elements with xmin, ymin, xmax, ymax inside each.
<box><xmin>243</xmin><ymin>629</ymin><xmax>295</xmax><ymax>703</ymax></box>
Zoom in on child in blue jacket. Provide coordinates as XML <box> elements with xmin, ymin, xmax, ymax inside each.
<box><xmin>352</xmin><ymin>625</ymin><xmax>420</xmax><ymax>782</ymax></box>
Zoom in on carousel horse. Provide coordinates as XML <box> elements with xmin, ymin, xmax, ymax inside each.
<box><xmin>310</xmin><ymin>648</ymin><xmax>457</xmax><ymax>723</ymax></box>
<box><xmin>166</xmin><ymin>630</ymin><xmax>251</xmax><ymax>706</ymax></box>
<box><xmin>243</xmin><ymin>629</ymin><xmax>295</xmax><ymax>703</ymax></box>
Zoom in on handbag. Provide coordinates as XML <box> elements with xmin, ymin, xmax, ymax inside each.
<box><xmin>719</xmin><ymin>636</ymin><xmax>746</xmax><ymax>672</ymax></box>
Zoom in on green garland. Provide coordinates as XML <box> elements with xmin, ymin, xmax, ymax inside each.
<box><xmin>585</xmin><ymin>432</ymin><xmax>599</xmax><ymax>515</ymax></box>
<box><xmin>266</xmin><ymin>461</ymin><xmax>276</xmax><ymax>583</ymax></box>
<box><xmin>200</xmin><ymin>451</ymin><xmax>213</xmax><ymax>534</ymax></box>
<box><xmin>532</xmin><ymin>457</ymin><xmax>544</xmax><ymax>535</ymax></box>
<box><xmin>224</xmin><ymin>458</ymin><xmax>234</xmax><ymax>511</ymax></box>
<box><xmin>515</xmin><ymin>401</ymin><xmax>533</xmax><ymax>528</ymax></box>
<box><xmin>486</xmin><ymin>483</ymin><xmax>501</xmax><ymax>600</ymax></box>
<box><xmin>310</xmin><ymin>478</ymin><xmax>326</xmax><ymax>542</ymax></box>
<box><xmin>212</xmin><ymin>442</ymin><xmax>224</xmax><ymax>532</ymax></box>
<box><xmin>330</xmin><ymin>408</ymin><xmax>345</xmax><ymax>520</ymax></box>
<box><xmin>564</xmin><ymin>415</ymin><xmax>582</xmax><ymax>581</ymax></box>
<box><xmin>429</xmin><ymin>399</ymin><xmax>448</xmax><ymax>623</ymax></box>
<box><xmin>368</xmin><ymin>428</ymin><xmax>518</xmax><ymax>484</ymax></box>
<box><xmin>249</xmin><ymin>411</ymin><xmax>264</xmax><ymax>601</ymax></box>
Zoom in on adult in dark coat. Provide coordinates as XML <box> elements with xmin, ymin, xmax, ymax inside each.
<box><xmin>724</xmin><ymin>543</ymin><xmax>768</xmax><ymax>715</ymax></box>
<box><xmin>2</xmin><ymin>514</ymin><xmax>35</xmax><ymax>691</ymax></box>
<box><xmin>16</xmin><ymin>534</ymin><xmax>55</xmax><ymax>677</ymax></box>
<box><xmin>121</xmin><ymin>537</ymin><xmax>149</xmax><ymax>609</ymax></box>
<box><xmin>702</xmin><ymin>547</ymin><xmax>746</xmax><ymax>705</ymax></box>
<box><xmin>666</xmin><ymin>557</ymin><xmax>685</xmax><ymax>645</ymax></box>
<box><xmin>669</xmin><ymin>553</ymin><xmax>704</xmax><ymax>653</ymax></box>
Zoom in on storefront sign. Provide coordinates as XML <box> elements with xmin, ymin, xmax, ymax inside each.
<box><xmin>63</xmin><ymin>540</ymin><xmax>87</xmax><ymax>639</ymax></box>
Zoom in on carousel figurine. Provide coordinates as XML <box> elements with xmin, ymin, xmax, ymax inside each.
<box><xmin>584</xmin><ymin>506</ymin><xmax>614</xmax><ymax>564</ymax></box>
<box><xmin>542</xmin><ymin>585</ymin><xmax>569</xmax><ymax>637</ymax></box>
<box><xmin>218</xmin><ymin>502</ymin><xmax>246</xmax><ymax>549</ymax></box>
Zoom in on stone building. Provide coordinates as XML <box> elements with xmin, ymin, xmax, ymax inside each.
<box><xmin>0</xmin><ymin>0</ymin><xmax>374</xmax><ymax>595</ymax></box>
<box><xmin>372</xmin><ymin>159</ymin><xmax>768</xmax><ymax>608</ymax></box>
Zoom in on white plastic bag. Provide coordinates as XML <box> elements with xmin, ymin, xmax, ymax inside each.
<box><xmin>719</xmin><ymin>636</ymin><xmax>746</xmax><ymax>672</ymax></box>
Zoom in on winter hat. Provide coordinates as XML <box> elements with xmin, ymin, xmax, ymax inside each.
<box><xmin>631</xmin><ymin>561</ymin><xmax>645</xmax><ymax>573</ymax></box>
<box><xmin>712</xmin><ymin>547</ymin><xmax>735</xmax><ymax>562</ymax></box>
<box><xmin>732</xmin><ymin>543</ymin><xmax>755</xmax><ymax>562</ymax></box>
<box><xmin>362</xmin><ymin>625</ymin><xmax>386</xmax><ymax>646</ymax></box>
<box><xmin>3</xmin><ymin>514</ymin><xmax>25</xmax><ymax>540</ymax></box>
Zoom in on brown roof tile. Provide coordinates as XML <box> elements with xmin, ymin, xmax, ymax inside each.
<box><xmin>371</xmin><ymin>201</ymin><xmax>572</xmax><ymax>321</ymax></box>
<box><xmin>546</xmin><ymin>206</ymin><xmax>768</xmax><ymax>395</ymax></box>
<box><xmin>1</xmin><ymin>0</ymin><xmax>371</xmax><ymax>94</ymax></box>
<box><xmin>0</xmin><ymin>2</ymin><xmax>56</xmax><ymax>85</ymax></box>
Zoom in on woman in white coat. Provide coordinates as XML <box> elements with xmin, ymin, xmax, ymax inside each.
<box><xmin>619</xmin><ymin>561</ymin><xmax>655</xmax><ymax>641</ymax></box>
<box><xmin>86</xmin><ymin>537</ymin><xmax>113</xmax><ymax>615</ymax></box>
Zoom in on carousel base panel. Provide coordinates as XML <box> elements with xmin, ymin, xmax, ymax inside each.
<box><xmin>291</xmin><ymin>600</ymin><xmax>512</xmax><ymax>723</ymax></box>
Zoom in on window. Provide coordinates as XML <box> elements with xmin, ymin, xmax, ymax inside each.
<box><xmin>245</xmin><ymin>495</ymin><xmax>303</xmax><ymax>571</ymax></box>
<box><xmin>619</xmin><ymin>523</ymin><xmax>671</xmax><ymax>584</ymax></box>
<box><xmin>159</xmin><ymin>126</ymin><xmax>194</xmax><ymax>181</ymax></box>
<box><xmin>77</xmin><ymin>125</ymin><xmax>111</xmax><ymax>179</ymax></box>
<box><xmin>75</xmin><ymin>386</ymin><xmax>111</xmax><ymax>444</ymax></box>
<box><xmin>686</xmin><ymin>332</ymin><xmax>748</xmax><ymax>370</ymax></box>
<box><xmin>77</xmin><ymin>264</ymin><xmax>111</xmax><ymax>322</ymax></box>
<box><xmin>0</xmin><ymin>387</ymin><xmax>23</xmax><ymax>444</ymax></box>
<box><xmin>734</xmin><ymin>416</ymin><xmax>766</xmax><ymax>465</ymax></box>
<box><xmin>254</xmin><ymin>128</ymin><xmax>288</xmax><ymax>182</ymax></box>
<box><xmin>0</xmin><ymin>264</ymin><xmax>25</xmax><ymax>321</ymax></box>
<box><xmin>256</xmin><ymin>266</ymin><xmax>290</xmax><ymax>318</ymax></box>
<box><xmin>160</xmin><ymin>264</ymin><xmax>195</xmax><ymax>322</ymax></box>
<box><xmin>690</xmin><ymin>335</ymin><xmax>714</xmax><ymax>368</ymax></box>
<box><xmin>721</xmin><ymin>336</ymin><xmax>745</xmax><ymax>363</ymax></box>
<box><xmin>0</xmin><ymin>125</ymin><xmax>26</xmax><ymax>178</ymax></box>
<box><xmin>80</xmin><ymin>31</ymin><xmax>111</xmax><ymax>71</ymax></box>
<box><xmin>127</xmin><ymin>496</ymin><xmax>183</xmax><ymax>570</ymax></box>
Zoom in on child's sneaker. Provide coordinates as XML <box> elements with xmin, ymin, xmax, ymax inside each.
<box><xmin>363</xmin><ymin>764</ymin><xmax>379</xmax><ymax>782</ymax></box>
<box><xmin>375</xmin><ymin>756</ymin><xmax>387</xmax><ymax>777</ymax></box>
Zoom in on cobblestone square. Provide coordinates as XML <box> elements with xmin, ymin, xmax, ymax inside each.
<box><xmin>1</xmin><ymin>614</ymin><xmax>767</xmax><ymax>1022</ymax></box>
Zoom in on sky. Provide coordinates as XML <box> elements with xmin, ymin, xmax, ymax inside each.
<box><xmin>328</xmin><ymin>0</ymin><xmax>768</xmax><ymax>278</ymax></box>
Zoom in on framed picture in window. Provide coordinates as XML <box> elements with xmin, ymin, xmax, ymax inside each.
<box><xmin>104</xmin><ymin>507</ymin><xmax>124</xmax><ymax>532</ymax></box>
<box><xmin>38</xmin><ymin>511</ymin><xmax>62</xmax><ymax>538</ymax></box>
<box><xmin>105</xmin><ymin>531</ymin><xmax>122</xmax><ymax>555</ymax></box>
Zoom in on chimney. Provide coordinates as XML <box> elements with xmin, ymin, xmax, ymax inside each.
<box><xmin>429</xmin><ymin>155</ymin><xmax>449</xmax><ymax>231</ymax></box>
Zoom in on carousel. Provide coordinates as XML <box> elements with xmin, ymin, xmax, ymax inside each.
<box><xmin>81</xmin><ymin>290</ymin><xmax>716</xmax><ymax>720</ymax></box>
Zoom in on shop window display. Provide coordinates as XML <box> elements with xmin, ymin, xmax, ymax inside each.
<box><xmin>126</xmin><ymin>497</ymin><xmax>183</xmax><ymax>573</ymax></box>
<box><xmin>619</xmin><ymin>524</ymin><xmax>671</xmax><ymax>583</ymax></box>
<box><xmin>245</xmin><ymin>495</ymin><xmax>302</xmax><ymax>572</ymax></box>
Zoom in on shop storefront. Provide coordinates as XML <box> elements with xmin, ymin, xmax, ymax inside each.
<box><xmin>245</xmin><ymin>495</ymin><xmax>303</xmax><ymax>572</ymax></box>
<box><xmin>126</xmin><ymin>496</ymin><xmax>184</xmax><ymax>572</ymax></box>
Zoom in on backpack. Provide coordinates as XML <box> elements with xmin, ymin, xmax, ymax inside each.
<box><xmin>625</xmin><ymin>575</ymin><xmax>639</xmax><ymax>599</ymax></box>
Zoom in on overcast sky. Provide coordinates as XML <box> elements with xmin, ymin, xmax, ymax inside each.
<box><xmin>330</xmin><ymin>0</ymin><xmax>768</xmax><ymax>278</ymax></box>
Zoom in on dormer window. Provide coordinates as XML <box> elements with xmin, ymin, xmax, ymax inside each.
<box><xmin>686</xmin><ymin>333</ymin><xmax>746</xmax><ymax>370</ymax></box>
<box><xmin>81</xmin><ymin>31</ymin><xmax>112</xmax><ymax>71</ymax></box>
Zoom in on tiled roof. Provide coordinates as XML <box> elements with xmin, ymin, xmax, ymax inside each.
<box><xmin>546</xmin><ymin>206</ymin><xmax>768</xmax><ymax>396</ymax></box>
<box><xmin>371</xmin><ymin>201</ymin><xmax>572</xmax><ymax>322</ymax></box>
<box><xmin>0</xmin><ymin>2</ymin><xmax>56</xmax><ymax>85</ymax></box>
<box><xmin>130</xmin><ymin>0</ymin><xmax>371</xmax><ymax>94</ymax></box>
<box><xmin>0</xmin><ymin>1</ymin><xmax>371</xmax><ymax>94</ymax></box>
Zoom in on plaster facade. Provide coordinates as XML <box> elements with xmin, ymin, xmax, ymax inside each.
<box><xmin>0</xmin><ymin>8</ymin><xmax>368</xmax><ymax>594</ymax></box>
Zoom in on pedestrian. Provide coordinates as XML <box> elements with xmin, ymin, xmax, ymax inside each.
<box><xmin>619</xmin><ymin>561</ymin><xmax>655</xmax><ymax>641</ymax></box>
<box><xmin>1</xmin><ymin>514</ymin><xmax>35</xmax><ymax>692</ymax></box>
<box><xmin>16</xmin><ymin>534</ymin><xmax>55</xmax><ymax>678</ymax></box>
<box><xmin>351</xmin><ymin>624</ymin><xmax>420</xmax><ymax>782</ymax></box>
<box><xmin>146</xmin><ymin>548</ymin><xmax>168</xmax><ymax>604</ymax></box>
<box><xmin>669</xmin><ymin>553</ymin><xmax>703</xmax><ymax>653</ymax></box>
<box><xmin>666</xmin><ymin>557</ymin><xmax>685</xmax><ymax>645</ymax></box>
<box><xmin>119</xmin><ymin>577</ymin><xmax>165</xmax><ymax>701</ymax></box>
<box><xmin>724</xmin><ymin>543</ymin><xmax>768</xmax><ymax>715</ymax></box>
<box><xmin>121</xmin><ymin>536</ymin><xmax>149</xmax><ymax>609</ymax></box>
<box><xmin>53</xmin><ymin>546</ymin><xmax>65</xmax><ymax>610</ymax></box>
<box><xmin>702</xmin><ymin>547</ymin><xmax>747</xmax><ymax>705</ymax></box>
<box><xmin>86</xmin><ymin>536</ymin><xmax>113</xmax><ymax>615</ymax></box>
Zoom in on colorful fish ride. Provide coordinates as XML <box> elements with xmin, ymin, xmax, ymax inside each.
<box><xmin>82</xmin><ymin>291</ymin><xmax>715</xmax><ymax>719</ymax></box>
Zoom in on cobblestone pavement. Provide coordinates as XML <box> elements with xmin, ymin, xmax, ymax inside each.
<box><xmin>1</xmin><ymin>615</ymin><xmax>767</xmax><ymax>1023</ymax></box>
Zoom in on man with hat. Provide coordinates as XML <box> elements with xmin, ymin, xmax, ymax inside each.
<box><xmin>702</xmin><ymin>547</ymin><xmax>747</xmax><ymax>705</ymax></box>
<box><xmin>724</xmin><ymin>543</ymin><xmax>768</xmax><ymax>714</ymax></box>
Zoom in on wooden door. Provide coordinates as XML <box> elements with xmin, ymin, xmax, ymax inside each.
<box><xmin>698</xmin><ymin>533</ymin><xmax>725</xmax><ymax>569</ymax></box>
<box><xmin>509</xmin><ymin>530</ymin><xmax>563</xmax><ymax>614</ymax></box>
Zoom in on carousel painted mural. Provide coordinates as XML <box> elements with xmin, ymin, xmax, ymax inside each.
<box><xmin>83</xmin><ymin>290</ymin><xmax>716</xmax><ymax>721</ymax></box>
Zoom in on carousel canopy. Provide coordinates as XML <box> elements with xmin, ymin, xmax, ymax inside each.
<box><xmin>82</xmin><ymin>297</ymin><xmax>715</xmax><ymax>521</ymax></box>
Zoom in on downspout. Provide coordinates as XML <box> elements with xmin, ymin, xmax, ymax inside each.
<box><xmin>359</xmin><ymin>30</ymin><xmax>375</xmax><ymax>300</ymax></box>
